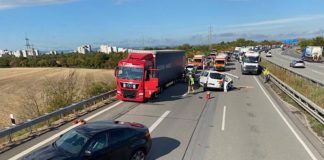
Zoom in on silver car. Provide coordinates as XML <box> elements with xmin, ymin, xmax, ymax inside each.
<box><xmin>290</xmin><ymin>60</ymin><xmax>305</xmax><ymax>68</ymax></box>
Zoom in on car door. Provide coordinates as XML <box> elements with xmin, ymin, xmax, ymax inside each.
<box><xmin>108</xmin><ymin>129</ymin><xmax>131</xmax><ymax>160</ymax></box>
<box><xmin>85</xmin><ymin>132</ymin><xmax>109</xmax><ymax>160</ymax></box>
<box><xmin>199</xmin><ymin>71</ymin><xmax>208</xmax><ymax>86</ymax></box>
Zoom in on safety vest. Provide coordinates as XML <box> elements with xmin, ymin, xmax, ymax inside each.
<box><xmin>189</xmin><ymin>76</ymin><xmax>195</xmax><ymax>85</ymax></box>
<box><xmin>263</xmin><ymin>69</ymin><xmax>270</xmax><ymax>75</ymax></box>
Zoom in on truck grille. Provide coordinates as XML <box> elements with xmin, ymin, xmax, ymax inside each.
<box><xmin>122</xmin><ymin>89</ymin><xmax>137</xmax><ymax>98</ymax></box>
<box><xmin>246</xmin><ymin>65</ymin><xmax>257</xmax><ymax>69</ymax></box>
<box><xmin>120</xmin><ymin>82</ymin><xmax>139</xmax><ymax>89</ymax></box>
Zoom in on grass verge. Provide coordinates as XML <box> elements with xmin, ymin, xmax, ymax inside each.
<box><xmin>260</xmin><ymin>59</ymin><xmax>324</xmax><ymax>109</ymax></box>
<box><xmin>268</xmin><ymin>77</ymin><xmax>324</xmax><ymax>138</ymax></box>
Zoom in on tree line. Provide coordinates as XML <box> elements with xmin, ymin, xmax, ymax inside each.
<box><xmin>0</xmin><ymin>38</ymin><xmax>285</xmax><ymax>68</ymax></box>
<box><xmin>298</xmin><ymin>36</ymin><xmax>324</xmax><ymax>50</ymax></box>
<box><xmin>0</xmin><ymin>52</ymin><xmax>127</xmax><ymax>68</ymax></box>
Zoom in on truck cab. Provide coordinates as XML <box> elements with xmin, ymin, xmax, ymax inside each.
<box><xmin>116</xmin><ymin>50</ymin><xmax>185</xmax><ymax>102</ymax></box>
<box><xmin>116</xmin><ymin>53</ymin><xmax>156</xmax><ymax>102</ymax></box>
<box><xmin>191</xmin><ymin>55</ymin><xmax>205</xmax><ymax>69</ymax></box>
<box><xmin>241</xmin><ymin>51</ymin><xmax>260</xmax><ymax>74</ymax></box>
<box><xmin>214</xmin><ymin>54</ymin><xmax>227</xmax><ymax>71</ymax></box>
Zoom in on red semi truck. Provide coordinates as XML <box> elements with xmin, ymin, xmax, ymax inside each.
<box><xmin>115</xmin><ymin>50</ymin><xmax>185</xmax><ymax>102</ymax></box>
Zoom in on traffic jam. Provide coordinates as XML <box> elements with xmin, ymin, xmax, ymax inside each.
<box><xmin>24</xmin><ymin>45</ymin><xmax>294</xmax><ymax>160</ymax></box>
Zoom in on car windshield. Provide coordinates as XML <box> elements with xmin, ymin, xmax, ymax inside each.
<box><xmin>209</xmin><ymin>73</ymin><xmax>223</xmax><ymax>80</ymax></box>
<box><xmin>296</xmin><ymin>61</ymin><xmax>304</xmax><ymax>63</ymax></box>
<box><xmin>243</xmin><ymin>57</ymin><xmax>259</xmax><ymax>63</ymax></box>
<box><xmin>117</xmin><ymin>67</ymin><xmax>143</xmax><ymax>80</ymax></box>
<box><xmin>55</xmin><ymin>130</ymin><xmax>89</xmax><ymax>156</ymax></box>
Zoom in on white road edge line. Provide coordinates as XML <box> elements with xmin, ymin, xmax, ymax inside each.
<box><xmin>221</xmin><ymin>106</ymin><xmax>227</xmax><ymax>131</ymax></box>
<box><xmin>254</xmin><ymin>76</ymin><xmax>318</xmax><ymax>160</ymax></box>
<box><xmin>310</xmin><ymin>69</ymin><xmax>324</xmax><ymax>75</ymax></box>
<box><xmin>9</xmin><ymin>101</ymin><xmax>124</xmax><ymax>160</ymax></box>
<box><xmin>149</xmin><ymin>110</ymin><xmax>171</xmax><ymax>133</ymax></box>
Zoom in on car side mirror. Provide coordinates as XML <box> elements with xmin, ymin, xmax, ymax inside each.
<box><xmin>84</xmin><ymin>150</ymin><xmax>92</xmax><ymax>157</ymax></box>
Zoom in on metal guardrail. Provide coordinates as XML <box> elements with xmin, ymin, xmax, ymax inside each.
<box><xmin>268</xmin><ymin>73</ymin><xmax>324</xmax><ymax>124</ymax></box>
<box><xmin>0</xmin><ymin>90</ymin><xmax>117</xmax><ymax>140</ymax></box>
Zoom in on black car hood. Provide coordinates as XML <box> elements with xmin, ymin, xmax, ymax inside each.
<box><xmin>24</xmin><ymin>144</ymin><xmax>74</xmax><ymax>160</ymax></box>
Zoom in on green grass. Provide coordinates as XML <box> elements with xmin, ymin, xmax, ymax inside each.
<box><xmin>262</xmin><ymin>59</ymin><xmax>324</xmax><ymax>137</ymax></box>
<box><xmin>260</xmin><ymin>59</ymin><xmax>324</xmax><ymax>109</ymax></box>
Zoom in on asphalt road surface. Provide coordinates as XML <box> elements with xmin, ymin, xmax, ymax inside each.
<box><xmin>0</xmin><ymin>61</ymin><xmax>323</xmax><ymax>160</ymax></box>
<box><xmin>261</xmin><ymin>49</ymin><xmax>324</xmax><ymax>84</ymax></box>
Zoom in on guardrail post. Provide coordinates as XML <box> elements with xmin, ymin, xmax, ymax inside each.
<box><xmin>27</xmin><ymin>119</ymin><xmax>33</xmax><ymax>135</ymax></box>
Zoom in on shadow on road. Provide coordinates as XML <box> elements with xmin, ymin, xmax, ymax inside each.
<box><xmin>146</xmin><ymin>137</ymin><xmax>180</xmax><ymax>160</ymax></box>
<box><xmin>225</xmin><ymin>67</ymin><xmax>236</xmax><ymax>71</ymax></box>
<box><xmin>151</xmin><ymin>83</ymin><xmax>194</xmax><ymax>102</ymax></box>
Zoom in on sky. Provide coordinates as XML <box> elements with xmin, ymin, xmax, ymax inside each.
<box><xmin>0</xmin><ymin>0</ymin><xmax>324</xmax><ymax>50</ymax></box>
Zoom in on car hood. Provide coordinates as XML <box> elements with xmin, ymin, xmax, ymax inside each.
<box><xmin>24</xmin><ymin>144</ymin><xmax>73</xmax><ymax>160</ymax></box>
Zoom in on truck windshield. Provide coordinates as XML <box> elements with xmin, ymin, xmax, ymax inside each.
<box><xmin>117</xmin><ymin>67</ymin><xmax>143</xmax><ymax>80</ymax></box>
<box><xmin>215</xmin><ymin>60</ymin><xmax>225</xmax><ymax>64</ymax></box>
<box><xmin>193</xmin><ymin>59</ymin><xmax>202</xmax><ymax>62</ymax></box>
<box><xmin>243</xmin><ymin>57</ymin><xmax>259</xmax><ymax>63</ymax></box>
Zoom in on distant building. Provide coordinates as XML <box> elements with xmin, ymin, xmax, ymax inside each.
<box><xmin>13</xmin><ymin>50</ymin><xmax>22</xmax><ymax>57</ymax></box>
<box><xmin>117</xmin><ymin>48</ymin><xmax>128</xmax><ymax>52</ymax></box>
<box><xmin>77</xmin><ymin>45</ymin><xmax>92</xmax><ymax>54</ymax></box>
<box><xmin>99</xmin><ymin>45</ymin><xmax>113</xmax><ymax>54</ymax></box>
<box><xmin>112</xmin><ymin>46</ymin><xmax>118</xmax><ymax>53</ymax></box>
<box><xmin>22</xmin><ymin>50</ymin><xmax>28</xmax><ymax>57</ymax></box>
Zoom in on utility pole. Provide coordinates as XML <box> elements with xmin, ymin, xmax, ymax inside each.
<box><xmin>208</xmin><ymin>25</ymin><xmax>213</xmax><ymax>51</ymax></box>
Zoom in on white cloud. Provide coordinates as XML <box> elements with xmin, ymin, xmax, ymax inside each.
<box><xmin>0</xmin><ymin>0</ymin><xmax>76</xmax><ymax>10</ymax></box>
<box><xmin>228</xmin><ymin>14</ymin><xmax>324</xmax><ymax>28</ymax></box>
<box><xmin>112</xmin><ymin>0</ymin><xmax>138</xmax><ymax>5</ymax></box>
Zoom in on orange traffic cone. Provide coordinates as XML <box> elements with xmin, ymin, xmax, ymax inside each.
<box><xmin>206</xmin><ymin>91</ymin><xmax>211</xmax><ymax>100</ymax></box>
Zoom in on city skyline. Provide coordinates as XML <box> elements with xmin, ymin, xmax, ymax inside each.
<box><xmin>0</xmin><ymin>0</ymin><xmax>324</xmax><ymax>50</ymax></box>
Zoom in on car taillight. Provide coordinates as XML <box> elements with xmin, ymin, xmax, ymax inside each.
<box><xmin>145</xmin><ymin>131</ymin><xmax>151</xmax><ymax>140</ymax></box>
<box><xmin>218</xmin><ymin>80</ymin><xmax>223</xmax><ymax>85</ymax></box>
<box><xmin>128</xmin><ymin>122</ymin><xmax>144</xmax><ymax>128</ymax></box>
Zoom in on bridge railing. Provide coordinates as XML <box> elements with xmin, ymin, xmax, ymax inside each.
<box><xmin>267</xmin><ymin>73</ymin><xmax>324</xmax><ymax>124</ymax></box>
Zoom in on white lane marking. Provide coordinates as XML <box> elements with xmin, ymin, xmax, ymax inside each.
<box><xmin>254</xmin><ymin>76</ymin><xmax>318</xmax><ymax>160</ymax></box>
<box><xmin>310</xmin><ymin>69</ymin><xmax>324</xmax><ymax>75</ymax></box>
<box><xmin>9</xmin><ymin>101</ymin><xmax>124</xmax><ymax>160</ymax></box>
<box><xmin>149</xmin><ymin>110</ymin><xmax>171</xmax><ymax>133</ymax></box>
<box><xmin>221</xmin><ymin>106</ymin><xmax>227</xmax><ymax>131</ymax></box>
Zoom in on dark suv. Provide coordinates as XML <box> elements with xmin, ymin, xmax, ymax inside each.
<box><xmin>24</xmin><ymin>120</ymin><xmax>152</xmax><ymax>160</ymax></box>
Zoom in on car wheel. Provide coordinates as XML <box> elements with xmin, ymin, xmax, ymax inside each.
<box><xmin>130</xmin><ymin>150</ymin><xmax>145</xmax><ymax>160</ymax></box>
<box><xmin>203</xmin><ymin>83</ymin><xmax>208</xmax><ymax>91</ymax></box>
<box><xmin>228</xmin><ymin>82</ymin><xmax>233</xmax><ymax>90</ymax></box>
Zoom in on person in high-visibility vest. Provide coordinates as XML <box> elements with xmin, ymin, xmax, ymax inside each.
<box><xmin>188</xmin><ymin>73</ymin><xmax>195</xmax><ymax>93</ymax></box>
<box><xmin>262</xmin><ymin>68</ymin><xmax>270</xmax><ymax>83</ymax></box>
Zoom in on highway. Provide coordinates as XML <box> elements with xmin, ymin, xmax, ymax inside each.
<box><xmin>0</xmin><ymin>62</ymin><xmax>323</xmax><ymax>160</ymax></box>
<box><xmin>261</xmin><ymin>49</ymin><xmax>324</xmax><ymax>85</ymax></box>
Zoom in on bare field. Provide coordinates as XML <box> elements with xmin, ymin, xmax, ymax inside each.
<box><xmin>0</xmin><ymin>68</ymin><xmax>115</xmax><ymax>127</ymax></box>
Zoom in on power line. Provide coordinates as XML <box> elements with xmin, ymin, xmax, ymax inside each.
<box><xmin>208</xmin><ymin>25</ymin><xmax>213</xmax><ymax>51</ymax></box>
